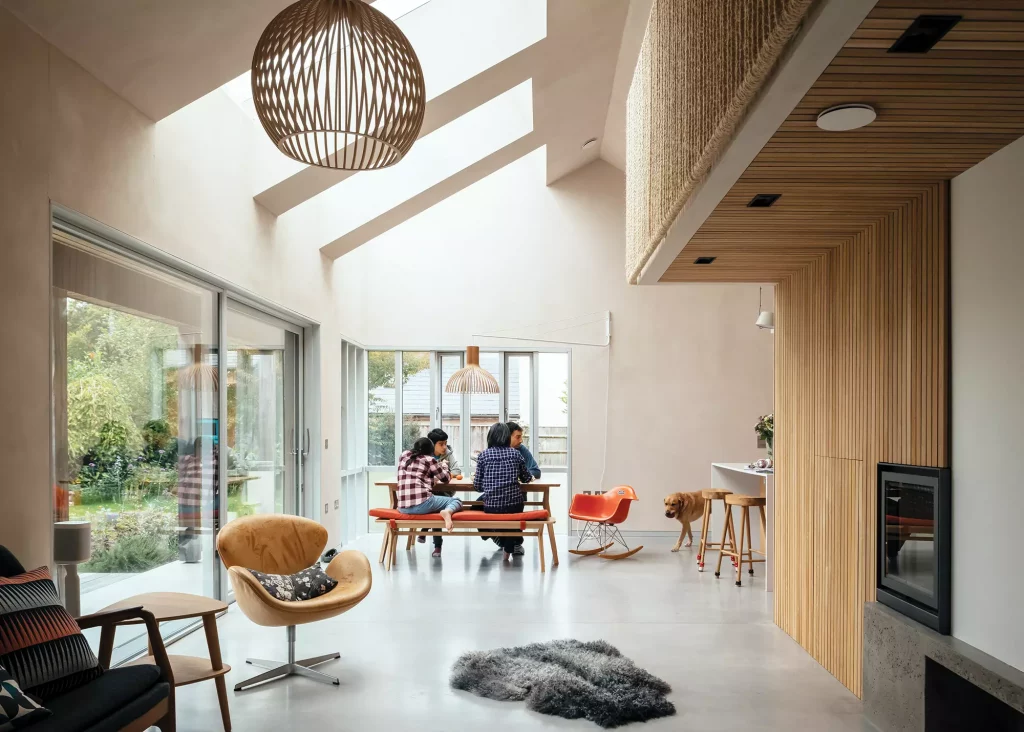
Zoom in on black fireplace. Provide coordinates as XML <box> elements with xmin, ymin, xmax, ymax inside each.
<box><xmin>926</xmin><ymin>658</ymin><xmax>1024</xmax><ymax>731</ymax></box>
<box><xmin>877</xmin><ymin>462</ymin><xmax>951</xmax><ymax>634</ymax></box>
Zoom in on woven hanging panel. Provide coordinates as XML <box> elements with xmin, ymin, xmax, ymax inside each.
<box><xmin>625</xmin><ymin>0</ymin><xmax>815</xmax><ymax>284</ymax></box>
<box><xmin>252</xmin><ymin>0</ymin><xmax>426</xmax><ymax>170</ymax></box>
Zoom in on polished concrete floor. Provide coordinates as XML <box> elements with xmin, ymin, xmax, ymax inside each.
<box><xmin>169</xmin><ymin>535</ymin><xmax>868</xmax><ymax>731</ymax></box>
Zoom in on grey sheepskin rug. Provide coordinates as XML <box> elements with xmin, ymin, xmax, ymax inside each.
<box><xmin>450</xmin><ymin>639</ymin><xmax>675</xmax><ymax>728</ymax></box>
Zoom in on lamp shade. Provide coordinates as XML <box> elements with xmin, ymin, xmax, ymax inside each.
<box><xmin>445</xmin><ymin>346</ymin><xmax>499</xmax><ymax>394</ymax></box>
<box><xmin>756</xmin><ymin>311</ymin><xmax>775</xmax><ymax>330</ymax></box>
<box><xmin>252</xmin><ymin>0</ymin><xmax>426</xmax><ymax>170</ymax></box>
<box><xmin>54</xmin><ymin>521</ymin><xmax>92</xmax><ymax>564</ymax></box>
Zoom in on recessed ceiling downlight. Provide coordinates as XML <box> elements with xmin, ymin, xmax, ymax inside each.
<box><xmin>816</xmin><ymin>104</ymin><xmax>876</xmax><ymax>132</ymax></box>
<box><xmin>582</xmin><ymin>137</ymin><xmax>599</xmax><ymax>151</ymax></box>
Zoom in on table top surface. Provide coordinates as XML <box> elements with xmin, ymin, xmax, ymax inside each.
<box><xmin>99</xmin><ymin>591</ymin><xmax>228</xmax><ymax>622</ymax></box>
<box><xmin>712</xmin><ymin>462</ymin><xmax>774</xmax><ymax>477</ymax></box>
<box><xmin>376</xmin><ymin>480</ymin><xmax>562</xmax><ymax>489</ymax></box>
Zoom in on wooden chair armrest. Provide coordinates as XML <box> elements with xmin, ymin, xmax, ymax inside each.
<box><xmin>75</xmin><ymin>607</ymin><xmax>146</xmax><ymax>629</ymax></box>
<box><xmin>76</xmin><ymin>607</ymin><xmax>174</xmax><ymax>685</ymax></box>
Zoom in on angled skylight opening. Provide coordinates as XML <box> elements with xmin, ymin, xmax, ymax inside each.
<box><xmin>220</xmin><ymin>0</ymin><xmax>546</xmax><ymax>184</ymax></box>
<box><xmin>280</xmin><ymin>78</ymin><xmax>534</xmax><ymax>244</ymax></box>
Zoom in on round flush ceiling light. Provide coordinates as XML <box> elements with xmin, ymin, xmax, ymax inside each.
<box><xmin>252</xmin><ymin>0</ymin><xmax>426</xmax><ymax>170</ymax></box>
<box><xmin>816</xmin><ymin>104</ymin><xmax>876</xmax><ymax>132</ymax></box>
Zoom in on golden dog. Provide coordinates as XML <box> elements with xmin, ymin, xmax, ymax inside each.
<box><xmin>664</xmin><ymin>492</ymin><xmax>705</xmax><ymax>552</ymax></box>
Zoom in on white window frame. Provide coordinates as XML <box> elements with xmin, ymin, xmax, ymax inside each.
<box><xmin>350</xmin><ymin>345</ymin><xmax>572</xmax><ymax>539</ymax></box>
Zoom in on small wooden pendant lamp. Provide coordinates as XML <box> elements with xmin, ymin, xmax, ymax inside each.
<box><xmin>445</xmin><ymin>346</ymin><xmax>499</xmax><ymax>394</ymax></box>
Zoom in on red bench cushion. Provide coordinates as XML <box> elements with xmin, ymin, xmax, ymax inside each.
<box><xmin>369</xmin><ymin>508</ymin><xmax>549</xmax><ymax>521</ymax></box>
<box><xmin>885</xmin><ymin>515</ymin><xmax>934</xmax><ymax>528</ymax></box>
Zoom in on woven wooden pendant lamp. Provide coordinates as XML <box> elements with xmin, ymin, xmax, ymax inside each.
<box><xmin>251</xmin><ymin>0</ymin><xmax>426</xmax><ymax>170</ymax></box>
<box><xmin>445</xmin><ymin>347</ymin><xmax>499</xmax><ymax>394</ymax></box>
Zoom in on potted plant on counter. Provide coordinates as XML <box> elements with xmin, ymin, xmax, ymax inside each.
<box><xmin>755</xmin><ymin>413</ymin><xmax>774</xmax><ymax>460</ymax></box>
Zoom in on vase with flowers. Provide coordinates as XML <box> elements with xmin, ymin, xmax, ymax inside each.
<box><xmin>755</xmin><ymin>413</ymin><xmax>774</xmax><ymax>459</ymax></box>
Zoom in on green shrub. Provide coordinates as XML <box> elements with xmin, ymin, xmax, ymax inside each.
<box><xmin>127</xmin><ymin>465</ymin><xmax>178</xmax><ymax>501</ymax></box>
<box><xmin>85</xmin><ymin>508</ymin><xmax>178</xmax><ymax>573</ymax></box>
<box><xmin>84</xmin><ymin>533</ymin><xmax>176</xmax><ymax>573</ymax></box>
<box><xmin>142</xmin><ymin>419</ymin><xmax>177</xmax><ymax>468</ymax></box>
<box><xmin>78</xmin><ymin>420</ymin><xmax>140</xmax><ymax>503</ymax></box>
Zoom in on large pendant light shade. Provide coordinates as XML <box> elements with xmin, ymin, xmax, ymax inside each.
<box><xmin>445</xmin><ymin>347</ymin><xmax>499</xmax><ymax>394</ymax></box>
<box><xmin>252</xmin><ymin>0</ymin><xmax>426</xmax><ymax>170</ymax></box>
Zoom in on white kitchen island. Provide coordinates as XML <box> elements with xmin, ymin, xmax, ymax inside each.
<box><xmin>710</xmin><ymin>462</ymin><xmax>775</xmax><ymax>592</ymax></box>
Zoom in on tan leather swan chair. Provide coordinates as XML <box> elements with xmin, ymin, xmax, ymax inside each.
<box><xmin>217</xmin><ymin>515</ymin><xmax>372</xmax><ymax>691</ymax></box>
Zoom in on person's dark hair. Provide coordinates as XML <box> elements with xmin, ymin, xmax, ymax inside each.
<box><xmin>486</xmin><ymin>422</ymin><xmax>512</xmax><ymax>448</ymax></box>
<box><xmin>506</xmin><ymin>421</ymin><xmax>522</xmax><ymax>435</ymax></box>
<box><xmin>411</xmin><ymin>437</ymin><xmax>435</xmax><ymax>457</ymax></box>
<box><xmin>427</xmin><ymin>428</ymin><xmax>448</xmax><ymax>444</ymax></box>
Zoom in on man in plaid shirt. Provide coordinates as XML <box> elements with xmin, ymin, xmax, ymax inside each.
<box><xmin>474</xmin><ymin>422</ymin><xmax>533</xmax><ymax>556</ymax></box>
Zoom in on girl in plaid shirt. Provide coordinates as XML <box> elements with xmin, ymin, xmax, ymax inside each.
<box><xmin>397</xmin><ymin>437</ymin><xmax>462</xmax><ymax>538</ymax></box>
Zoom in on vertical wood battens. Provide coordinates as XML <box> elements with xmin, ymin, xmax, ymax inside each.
<box><xmin>773</xmin><ymin>185</ymin><xmax>949</xmax><ymax>696</ymax></box>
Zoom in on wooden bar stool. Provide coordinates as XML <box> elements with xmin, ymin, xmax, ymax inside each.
<box><xmin>696</xmin><ymin>489</ymin><xmax>736</xmax><ymax>572</ymax></box>
<box><xmin>716</xmin><ymin>495</ymin><xmax>766</xmax><ymax>586</ymax></box>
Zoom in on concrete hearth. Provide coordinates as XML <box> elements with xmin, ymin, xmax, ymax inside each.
<box><xmin>864</xmin><ymin>602</ymin><xmax>1024</xmax><ymax>731</ymax></box>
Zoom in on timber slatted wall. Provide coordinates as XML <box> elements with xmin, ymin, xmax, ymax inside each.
<box><xmin>774</xmin><ymin>181</ymin><xmax>949</xmax><ymax>695</ymax></box>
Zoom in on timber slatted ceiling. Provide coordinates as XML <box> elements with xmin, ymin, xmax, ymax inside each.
<box><xmin>773</xmin><ymin>181</ymin><xmax>949</xmax><ymax>696</ymax></box>
<box><xmin>663</xmin><ymin>0</ymin><xmax>1024</xmax><ymax>283</ymax></box>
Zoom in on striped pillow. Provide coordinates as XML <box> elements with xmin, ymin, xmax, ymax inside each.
<box><xmin>0</xmin><ymin>568</ymin><xmax>102</xmax><ymax>701</ymax></box>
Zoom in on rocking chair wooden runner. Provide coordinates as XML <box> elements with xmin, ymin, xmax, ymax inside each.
<box><xmin>568</xmin><ymin>486</ymin><xmax>643</xmax><ymax>559</ymax></box>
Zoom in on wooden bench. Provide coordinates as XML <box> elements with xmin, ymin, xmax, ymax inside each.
<box><xmin>369</xmin><ymin>508</ymin><xmax>559</xmax><ymax>572</ymax></box>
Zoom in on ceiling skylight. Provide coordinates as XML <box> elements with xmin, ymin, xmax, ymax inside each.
<box><xmin>279</xmin><ymin>79</ymin><xmax>534</xmax><ymax>249</ymax></box>
<box><xmin>223</xmin><ymin>0</ymin><xmax>545</xmax><ymax>188</ymax></box>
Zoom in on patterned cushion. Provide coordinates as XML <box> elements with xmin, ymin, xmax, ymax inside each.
<box><xmin>0</xmin><ymin>665</ymin><xmax>50</xmax><ymax>731</ymax></box>
<box><xmin>247</xmin><ymin>565</ymin><xmax>337</xmax><ymax>602</ymax></box>
<box><xmin>0</xmin><ymin>568</ymin><xmax>102</xmax><ymax>701</ymax></box>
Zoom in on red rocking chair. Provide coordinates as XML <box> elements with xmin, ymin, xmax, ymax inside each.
<box><xmin>568</xmin><ymin>486</ymin><xmax>643</xmax><ymax>559</ymax></box>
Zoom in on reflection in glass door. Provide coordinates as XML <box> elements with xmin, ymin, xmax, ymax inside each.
<box><xmin>225</xmin><ymin>305</ymin><xmax>302</xmax><ymax>521</ymax></box>
<box><xmin>51</xmin><ymin>230</ymin><xmax>219</xmax><ymax>662</ymax></box>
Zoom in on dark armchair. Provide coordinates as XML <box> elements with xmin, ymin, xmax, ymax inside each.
<box><xmin>0</xmin><ymin>546</ymin><xmax>175</xmax><ymax>732</ymax></box>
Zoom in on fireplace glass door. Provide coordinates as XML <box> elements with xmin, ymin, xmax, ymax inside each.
<box><xmin>882</xmin><ymin>477</ymin><xmax>937</xmax><ymax>606</ymax></box>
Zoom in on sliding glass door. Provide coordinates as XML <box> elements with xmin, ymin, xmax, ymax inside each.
<box><xmin>52</xmin><ymin>230</ymin><xmax>219</xmax><ymax>660</ymax></box>
<box><xmin>225</xmin><ymin>303</ymin><xmax>303</xmax><ymax>521</ymax></box>
<box><xmin>52</xmin><ymin>223</ymin><xmax>311</xmax><ymax>663</ymax></box>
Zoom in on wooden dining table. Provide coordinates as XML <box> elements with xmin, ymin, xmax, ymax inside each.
<box><xmin>375</xmin><ymin>480</ymin><xmax>563</xmax><ymax>563</ymax></box>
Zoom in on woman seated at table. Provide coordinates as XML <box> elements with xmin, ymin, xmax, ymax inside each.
<box><xmin>397</xmin><ymin>437</ymin><xmax>462</xmax><ymax>536</ymax></box>
<box><xmin>474</xmin><ymin>422</ymin><xmax>534</xmax><ymax>558</ymax></box>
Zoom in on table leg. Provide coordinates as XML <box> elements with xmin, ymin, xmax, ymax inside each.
<box><xmin>760</xmin><ymin>503</ymin><xmax>766</xmax><ymax>558</ymax></box>
<box><xmin>203</xmin><ymin>614</ymin><xmax>231</xmax><ymax>732</ymax></box>
<box><xmin>98</xmin><ymin>624</ymin><xmax>115</xmax><ymax>670</ymax></box>
<box><xmin>378</xmin><ymin>527</ymin><xmax>391</xmax><ymax>565</ymax></box>
<box><xmin>387</xmin><ymin>530</ymin><xmax>399</xmax><ymax>571</ymax></box>
<box><xmin>546</xmin><ymin>521</ymin><xmax>559</xmax><ymax>566</ymax></box>
<box><xmin>538</xmin><ymin>529</ymin><xmax>546</xmax><ymax>573</ymax></box>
